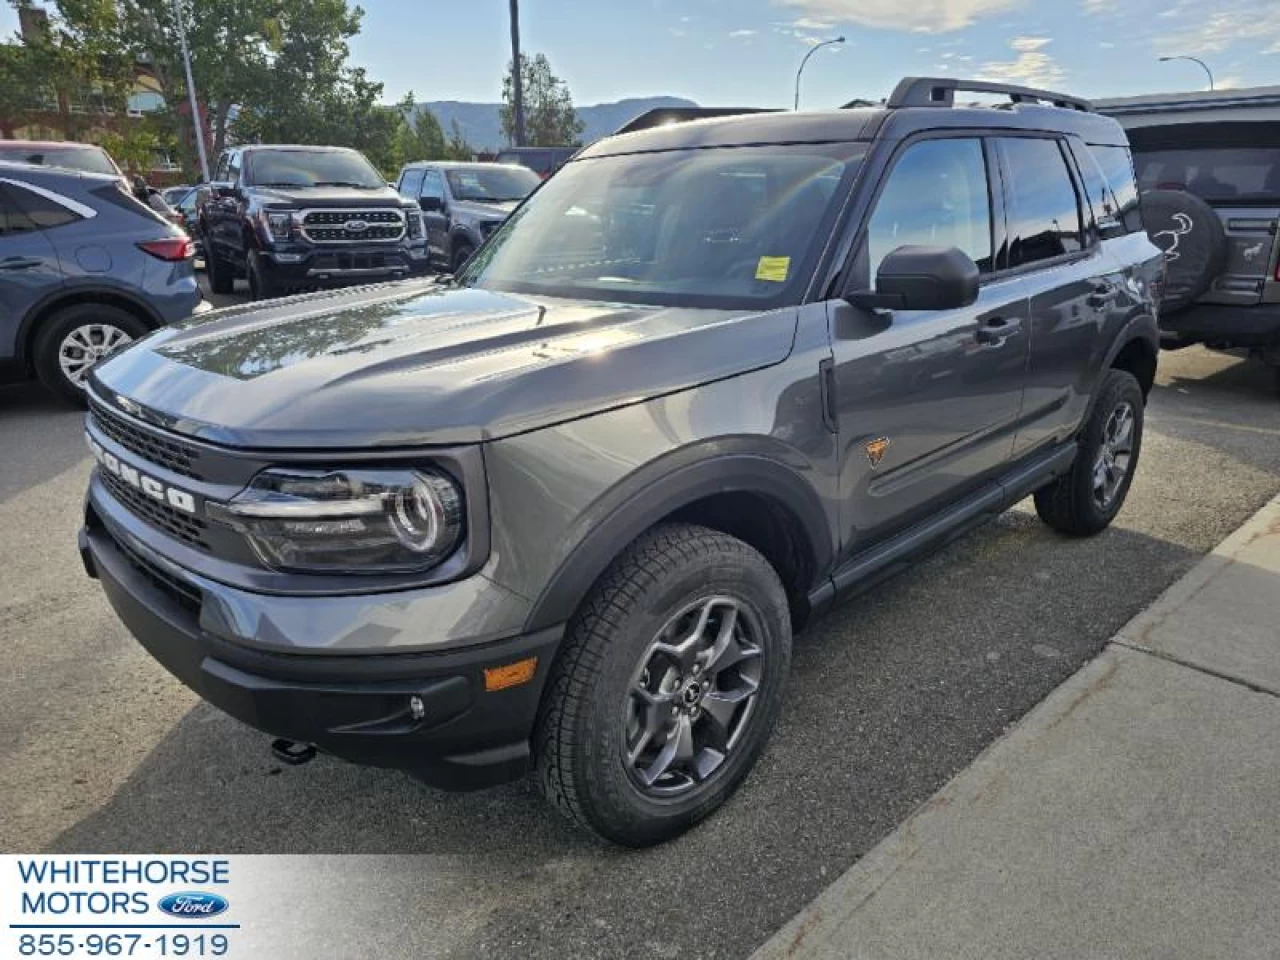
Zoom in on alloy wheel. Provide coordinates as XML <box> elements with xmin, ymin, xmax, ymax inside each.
<box><xmin>621</xmin><ymin>596</ymin><xmax>763</xmax><ymax>797</ymax></box>
<box><xmin>57</xmin><ymin>324</ymin><xmax>133</xmax><ymax>389</ymax></box>
<box><xmin>1092</xmin><ymin>400</ymin><xmax>1135</xmax><ymax>510</ymax></box>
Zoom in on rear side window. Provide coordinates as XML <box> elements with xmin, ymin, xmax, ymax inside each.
<box><xmin>866</xmin><ymin>137</ymin><xmax>993</xmax><ymax>277</ymax></box>
<box><xmin>7</xmin><ymin>183</ymin><xmax>82</xmax><ymax>230</ymax></box>
<box><xmin>1089</xmin><ymin>144</ymin><xmax>1141</xmax><ymax>233</ymax></box>
<box><xmin>0</xmin><ymin>187</ymin><xmax>37</xmax><ymax>235</ymax></box>
<box><xmin>999</xmin><ymin>137</ymin><xmax>1084</xmax><ymax>268</ymax></box>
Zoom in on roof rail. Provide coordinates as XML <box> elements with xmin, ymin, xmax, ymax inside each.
<box><xmin>886</xmin><ymin>77</ymin><xmax>1093</xmax><ymax>112</ymax></box>
<box><xmin>615</xmin><ymin>107</ymin><xmax>779</xmax><ymax>136</ymax></box>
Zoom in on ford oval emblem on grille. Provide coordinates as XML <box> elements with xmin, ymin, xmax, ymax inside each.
<box><xmin>157</xmin><ymin>892</ymin><xmax>229</xmax><ymax>918</ymax></box>
<box><xmin>344</xmin><ymin>219</ymin><xmax>370</xmax><ymax>232</ymax></box>
<box><xmin>116</xmin><ymin>396</ymin><xmax>141</xmax><ymax>416</ymax></box>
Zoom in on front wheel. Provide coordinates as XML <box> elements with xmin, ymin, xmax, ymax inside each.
<box><xmin>247</xmin><ymin>250</ymin><xmax>282</xmax><ymax>301</ymax></box>
<box><xmin>204</xmin><ymin>232</ymin><xmax>234</xmax><ymax>295</ymax></box>
<box><xmin>33</xmin><ymin>304</ymin><xmax>149</xmax><ymax>406</ymax></box>
<box><xmin>451</xmin><ymin>242</ymin><xmax>474</xmax><ymax>273</ymax></box>
<box><xmin>1035</xmin><ymin>369</ymin><xmax>1145</xmax><ymax>536</ymax></box>
<box><xmin>535</xmin><ymin>523</ymin><xmax>791</xmax><ymax>847</ymax></box>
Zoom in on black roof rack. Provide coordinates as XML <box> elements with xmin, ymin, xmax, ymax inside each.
<box><xmin>884</xmin><ymin>77</ymin><xmax>1093</xmax><ymax>113</ymax></box>
<box><xmin>615</xmin><ymin>107</ymin><xmax>780</xmax><ymax>136</ymax></box>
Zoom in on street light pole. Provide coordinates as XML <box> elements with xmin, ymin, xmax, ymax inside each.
<box><xmin>172</xmin><ymin>0</ymin><xmax>210</xmax><ymax>181</ymax></box>
<box><xmin>1158</xmin><ymin>55</ymin><xmax>1214</xmax><ymax>91</ymax></box>
<box><xmin>794</xmin><ymin>36</ymin><xmax>845</xmax><ymax>111</ymax></box>
<box><xmin>509</xmin><ymin>0</ymin><xmax>526</xmax><ymax>147</ymax></box>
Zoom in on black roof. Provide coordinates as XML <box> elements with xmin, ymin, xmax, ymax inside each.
<box><xmin>579</xmin><ymin>76</ymin><xmax>1127</xmax><ymax>159</ymax></box>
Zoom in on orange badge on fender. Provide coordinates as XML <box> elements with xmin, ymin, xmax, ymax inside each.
<box><xmin>865</xmin><ymin>437</ymin><xmax>890</xmax><ymax>467</ymax></box>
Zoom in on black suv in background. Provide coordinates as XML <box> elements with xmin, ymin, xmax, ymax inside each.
<box><xmin>396</xmin><ymin>161</ymin><xmax>540</xmax><ymax>272</ymax></box>
<box><xmin>1099</xmin><ymin>86</ymin><xmax>1280</xmax><ymax>390</ymax></box>
<box><xmin>200</xmin><ymin>145</ymin><xmax>427</xmax><ymax>299</ymax></box>
<box><xmin>83</xmin><ymin>78</ymin><xmax>1160</xmax><ymax>846</ymax></box>
<box><xmin>493</xmin><ymin>146</ymin><xmax>577</xmax><ymax>179</ymax></box>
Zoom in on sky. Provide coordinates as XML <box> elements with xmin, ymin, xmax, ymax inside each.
<box><xmin>3</xmin><ymin>0</ymin><xmax>1278</xmax><ymax>109</ymax></box>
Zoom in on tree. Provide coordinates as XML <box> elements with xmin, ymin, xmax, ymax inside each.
<box><xmin>499</xmin><ymin>52</ymin><xmax>584</xmax><ymax>147</ymax></box>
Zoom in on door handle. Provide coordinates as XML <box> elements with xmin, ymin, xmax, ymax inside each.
<box><xmin>975</xmin><ymin>315</ymin><xmax>1020</xmax><ymax>344</ymax></box>
<box><xmin>0</xmin><ymin>257</ymin><xmax>41</xmax><ymax>271</ymax></box>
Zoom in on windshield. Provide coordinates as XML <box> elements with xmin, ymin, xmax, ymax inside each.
<box><xmin>460</xmin><ymin>144</ymin><xmax>865</xmax><ymax>309</ymax></box>
<box><xmin>446</xmin><ymin>166</ymin><xmax>540</xmax><ymax>202</ymax></box>
<box><xmin>245</xmin><ymin>148</ymin><xmax>385</xmax><ymax>189</ymax></box>
<box><xmin>0</xmin><ymin>144</ymin><xmax>118</xmax><ymax>177</ymax></box>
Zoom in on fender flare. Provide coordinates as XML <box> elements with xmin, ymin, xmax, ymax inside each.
<box><xmin>523</xmin><ymin>448</ymin><xmax>835</xmax><ymax>633</ymax></box>
<box><xmin>16</xmin><ymin>284</ymin><xmax>164</xmax><ymax>362</ymax></box>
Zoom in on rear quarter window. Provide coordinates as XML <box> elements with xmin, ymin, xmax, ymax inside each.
<box><xmin>1088</xmin><ymin>144</ymin><xmax>1141</xmax><ymax>234</ymax></box>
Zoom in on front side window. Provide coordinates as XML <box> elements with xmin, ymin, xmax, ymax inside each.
<box><xmin>399</xmin><ymin>168</ymin><xmax>424</xmax><ymax>198</ymax></box>
<box><xmin>244</xmin><ymin>148</ymin><xmax>383</xmax><ymax>189</ymax></box>
<box><xmin>446</xmin><ymin>166</ymin><xmax>540</xmax><ymax>202</ymax></box>
<box><xmin>865</xmin><ymin>137</ymin><xmax>993</xmax><ymax>278</ymax></box>
<box><xmin>420</xmin><ymin>170</ymin><xmax>445</xmax><ymax>202</ymax></box>
<box><xmin>999</xmin><ymin>137</ymin><xmax>1084</xmax><ymax>268</ymax></box>
<box><xmin>460</xmin><ymin>143</ymin><xmax>866</xmax><ymax>310</ymax></box>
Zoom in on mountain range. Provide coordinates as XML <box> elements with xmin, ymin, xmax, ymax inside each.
<box><xmin>412</xmin><ymin>96</ymin><xmax>700</xmax><ymax>153</ymax></box>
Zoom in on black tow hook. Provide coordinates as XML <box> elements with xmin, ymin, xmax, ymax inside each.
<box><xmin>271</xmin><ymin>738</ymin><xmax>317</xmax><ymax>766</ymax></box>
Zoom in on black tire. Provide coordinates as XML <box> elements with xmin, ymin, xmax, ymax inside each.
<box><xmin>1035</xmin><ymin>369</ymin><xmax>1144</xmax><ymax>536</ymax></box>
<box><xmin>451</xmin><ymin>242</ymin><xmax>474</xmax><ymax>273</ymax></box>
<box><xmin>535</xmin><ymin>522</ymin><xmax>791</xmax><ymax>847</ymax></box>
<box><xmin>33</xmin><ymin>303</ymin><xmax>150</xmax><ymax>406</ymax></box>
<box><xmin>204</xmin><ymin>236</ymin><xmax>234</xmax><ymax>295</ymax></box>
<box><xmin>1140</xmin><ymin>189</ymin><xmax>1227</xmax><ymax>316</ymax></box>
<box><xmin>247</xmin><ymin>250</ymin><xmax>281</xmax><ymax>301</ymax></box>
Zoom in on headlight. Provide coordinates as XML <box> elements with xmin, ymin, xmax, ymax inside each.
<box><xmin>406</xmin><ymin>210</ymin><xmax>424</xmax><ymax>240</ymax></box>
<box><xmin>258</xmin><ymin>210</ymin><xmax>296</xmax><ymax>242</ymax></box>
<box><xmin>214</xmin><ymin>468</ymin><xmax>464</xmax><ymax>574</ymax></box>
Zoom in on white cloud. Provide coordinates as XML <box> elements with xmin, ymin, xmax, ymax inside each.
<box><xmin>1099</xmin><ymin>40</ymin><xmax>1115</xmax><ymax>48</ymax></box>
<box><xmin>1217</xmin><ymin>75</ymin><xmax>1244</xmax><ymax>88</ymax></box>
<box><xmin>777</xmin><ymin>0</ymin><xmax>1023</xmax><ymax>33</ymax></box>
<box><xmin>979</xmin><ymin>35</ymin><xmax>1065</xmax><ymax>87</ymax></box>
<box><xmin>793</xmin><ymin>16</ymin><xmax>835</xmax><ymax>30</ymax></box>
<box><xmin>1154</xmin><ymin>3</ymin><xmax>1280</xmax><ymax>56</ymax></box>
<box><xmin>729</xmin><ymin>29</ymin><xmax>757</xmax><ymax>38</ymax></box>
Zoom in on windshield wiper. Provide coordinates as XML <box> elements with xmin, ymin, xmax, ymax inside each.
<box><xmin>314</xmin><ymin>180</ymin><xmax>378</xmax><ymax>188</ymax></box>
<box><xmin>256</xmin><ymin>182</ymin><xmax>308</xmax><ymax>188</ymax></box>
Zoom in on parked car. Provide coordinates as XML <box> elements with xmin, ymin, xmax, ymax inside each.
<box><xmin>162</xmin><ymin>184</ymin><xmax>194</xmax><ymax>206</ymax></box>
<box><xmin>493</xmin><ymin>146</ymin><xmax>577</xmax><ymax>179</ymax></box>
<box><xmin>0</xmin><ymin>140</ymin><xmax>125</xmax><ymax>183</ymax></box>
<box><xmin>1098</xmin><ymin>85</ymin><xmax>1280</xmax><ymax>391</ymax></box>
<box><xmin>396</xmin><ymin>161</ymin><xmax>540</xmax><ymax>272</ymax></box>
<box><xmin>0</xmin><ymin>161</ymin><xmax>204</xmax><ymax>404</ymax></box>
<box><xmin>199</xmin><ymin>144</ymin><xmax>427</xmax><ymax>300</ymax></box>
<box><xmin>169</xmin><ymin>185</ymin><xmax>210</xmax><ymax>258</ymax></box>
<box><xmin>81</xmin><ymin>77</ymin><xmax>1160</xmax><ymax>846</ymax></box>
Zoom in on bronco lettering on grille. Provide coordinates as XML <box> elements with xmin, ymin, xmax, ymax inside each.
<box><xmin>88</xmin><ymin>437</ymin><xmax>198</xmax><ymax>515</ymax></box>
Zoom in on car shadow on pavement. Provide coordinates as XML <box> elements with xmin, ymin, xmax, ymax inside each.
<box><xmin>44</xmin><ymin>517</ymin><xmax>1211</xmax><ymax>958</ymax></box>
<box><xmin>0</xmin><ymin>382</ymin><xmax>90</xmax><ymax>504</ymax></box>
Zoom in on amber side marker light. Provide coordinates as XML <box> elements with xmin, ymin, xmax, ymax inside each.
<box><xmin>484</xmin><ymin>657</ymin><xmax>538</xmax><ymax>692</ymax></box>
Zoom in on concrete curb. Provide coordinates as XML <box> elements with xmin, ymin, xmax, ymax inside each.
<box><xmin>752</xmin><ymin>493</ymin><xmax>1280</xmax><ymax>960</ymax></box>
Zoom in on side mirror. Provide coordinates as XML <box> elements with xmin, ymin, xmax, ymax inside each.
<box><xmin>418</xmin><ymin>195</ymin><xmax>443</xmax><ymax>213</ymax></box>
<box><xmin>848</xmin><ymin>245</ymin><xmax>980</xmax><ymax>312</ymax></box>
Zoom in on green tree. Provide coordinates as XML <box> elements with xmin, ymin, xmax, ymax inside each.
<box><xmin>499</xmin><ymin>52</ymin><xmax>584</xmax><ymax>147</ymax></box>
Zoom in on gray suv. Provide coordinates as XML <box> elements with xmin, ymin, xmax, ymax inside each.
<box><xmin>0</xmin><ymin>161</ymin><xmax>204</xmax><ymax>404</ymax></box>
<box><xmin>395</xmin><ymin>161</ymin><xmax>540</xmax><ymax>272</ymax></box>
<box><xmin>80</xmin><ymin>78</ymin><xmax>1161</xmax><ymax>846</ymax></box>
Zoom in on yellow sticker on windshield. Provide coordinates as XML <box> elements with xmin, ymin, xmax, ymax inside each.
<box><xmin>756</xmin><ymin>256</ymin><xmax>791</xmax><ymax>283</ymax></box>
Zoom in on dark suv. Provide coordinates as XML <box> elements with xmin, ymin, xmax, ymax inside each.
<box><xmin>395</xmin><ymin>161</ymin><xmax>540</xmax><ymax>272</ymax></box>
<box><xmin>81</xmin><ymin>78</ymin><xmax>1160</xmax><ymax>846</ymax></box>
<box><xmin>200</xmin><ymin>145</ymin><xmax>427</xmax><ymax>299</ymax></box>
<box><xmin>1099</xmin><ymin>85</ymin><xmax>1280</xmax><ymax>389</ymax></box>
<box><xmin>0</xmin><ymin>161</ymin><xmax>204</xmax><ymax>404</ymax></box>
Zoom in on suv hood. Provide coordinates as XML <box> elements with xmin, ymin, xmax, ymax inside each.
<box><xmin>254</xmin><ymin>185</ymin><xmax>406</xmax><ymax>208</ymax></box>
<box><xmin>90</xmin><ymin>282</ymin><xmax>799</xmax><ymax>448</ymax></box>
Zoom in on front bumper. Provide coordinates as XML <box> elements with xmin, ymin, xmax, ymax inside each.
<box><xmin>79</xmin><ymin>519</ymin><xmax>562</xmax><ymax>790</ymax></box>
<box><xmin>1162</xmin><ymin>302</ymin><xmax>1280</xmax><ymax>348</ymax></box>
<box><xmin>261</xmin><ymin>244</ymin><xmax>421</xmax><ymax>287</ymax></box>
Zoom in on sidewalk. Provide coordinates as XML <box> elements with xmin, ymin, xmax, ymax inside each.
<box><xmin>754</xmin><ymin>495</ymin><xmax>1280</xmax><ymax>960</ymax></box>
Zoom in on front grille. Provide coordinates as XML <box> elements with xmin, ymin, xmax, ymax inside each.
<box><xmin>100</xmin><ymin>469</ymin><xmax>210</xmax><ymax>551</ymax></box>
<box><xmin>90</xmin><ymin>403</ymin><xmax>201</xmax><ymax>480</ymax></box>
<box><xmin>112</xmin><ymin>531</ymin><xmax>202</xmax><ymax>615</ymax></box>
<box><xmin>302</xmin><ymin>209</ymin><xmax>405</xmax><ymax>244</ymax></box>
<box><xmin>311</xmin><ymin>251</ymin><xmax>392</xmax><ymax>271</ymax></box>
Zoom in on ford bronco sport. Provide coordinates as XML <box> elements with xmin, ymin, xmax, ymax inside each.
<box><xmin>81</xmin><ymin>78</ymin><xmax>1161</xmax><ymax>846</ymax></box>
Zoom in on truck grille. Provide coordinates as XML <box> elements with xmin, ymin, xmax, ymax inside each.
<box><xmin>301</xmin><ymin>209</ymin><xmax>405</xmax><ymax>244</ymax></box>
<box><xmin>90</xmin><ymin>403</ymin><xmax>201</xmax><ymax>480</ymax></box>
<box><xmin>100</xmin><ymin>469</ymin><xmax>210</xmax><ymax>551</ymax></box>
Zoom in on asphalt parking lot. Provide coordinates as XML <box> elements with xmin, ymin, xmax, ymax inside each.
<box><xmin>1</xmin><ymin>310</ymin><xmax>1278</xmax><ymax>957</ymax></box>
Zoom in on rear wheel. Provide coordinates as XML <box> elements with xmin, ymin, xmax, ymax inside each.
<box><xmin>33</xmin><ymin>303</ymin><xmax>149</xmax><ymax>406</ymax></box>
<box><xmin>451</xmin><ymin>242</ymin><xmax>474</xmax><ymax>273</ymax></box>
<box><xmin>204</xmin><ymin>236</ymin><xmax>234</xmax><ymax>295</ymax></box>
<box><xmin>1035</xmin><ymin>369</ymin><xmax>1144</xmax><ymax>536</ymax></box>
<box><xmin>535</xmin><ymin>523</ymin><xmax>791</xmax><ymax>847</ymax></box>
